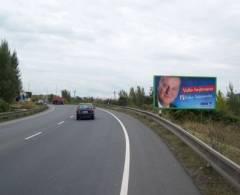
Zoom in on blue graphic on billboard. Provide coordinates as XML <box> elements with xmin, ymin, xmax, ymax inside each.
<box><xmin>154</xmin><ymin>76</ymin><xmax>216</xmax><ymax>109</ymax></box>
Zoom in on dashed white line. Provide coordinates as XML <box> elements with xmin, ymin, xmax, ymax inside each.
<box><xmin>58</xmin><ymin>121</ymin><xmax>64</xmax><ymax>125</ymax></box>
<box><xmin>70</xmin><ymin>115</ymin><xmax>74</xmax><ymax>118</ymax></box>
<box><xmin>25</xmin><ymin>132</ymin><xmax>42</xmax><ymax>140</ymax></box>
<box><xmin>99</xmin><ymin>108</ymin><xmax>130</xmax><ymax>195</ymax></box>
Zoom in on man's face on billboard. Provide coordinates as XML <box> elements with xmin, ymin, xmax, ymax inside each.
<box><xmin>158</xmin><ymin>77</ymin><xmax>180</xmax><ymax>106</ymax></box>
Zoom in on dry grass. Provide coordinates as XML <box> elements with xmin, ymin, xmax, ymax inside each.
<box><xmin>180</xmin><ymin>120</ymin><xmax>240</xmax><ymax>165</ymax></box>
<box><xmin>11</xmin><ymin>101</ymin><xmax>39</xmax><ymax>110</ymax></box>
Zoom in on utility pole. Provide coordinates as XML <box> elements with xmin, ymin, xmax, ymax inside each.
<box><xmin>55</xmin><ymin>85</ymin><xmax>58</xmax><ymax>96</ymax></box>
<box><xmin>28</xmin><ymin>82</ymin><xmax>30</xmax><ymax>92</ymax></box>
<box><xmin>114</xmin><ymin>90</ymin><xmax>116</xmax><ymax>100</ymax></box>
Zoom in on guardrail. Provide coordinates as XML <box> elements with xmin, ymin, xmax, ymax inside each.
<box><xmin>0</xmin><ymin>105</ymin><xmax>48</xmax><ymax>121</ymax></box>
<box><xmin>111</xmin><ymin>106</ymin><xmax>240</xmax><ymax>191</ymax></box>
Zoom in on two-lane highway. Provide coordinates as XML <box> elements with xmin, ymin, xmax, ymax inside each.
<box><xmin>0</xmin><ymin>105</ymin><xmax>200</xmax><ymax>195</ymax></box>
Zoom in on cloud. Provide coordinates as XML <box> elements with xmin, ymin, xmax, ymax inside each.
<box><xmin>1</xmin><ymin>0</ymin><xmax>240</xmax><ymax>96</ymax></box>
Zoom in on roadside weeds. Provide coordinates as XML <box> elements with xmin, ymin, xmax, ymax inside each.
<box><xmin>0</xmin><ymin>105</ymin><xmax>48</xmax><ymax>123</ymax></box>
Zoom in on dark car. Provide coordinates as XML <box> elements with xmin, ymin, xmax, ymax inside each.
<box><xmin>76</xmin><ymin>103</ymin><xmax>95</xmax><ymax>120</ymax></box>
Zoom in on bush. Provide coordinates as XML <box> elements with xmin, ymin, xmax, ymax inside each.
<box><xmin>20</xmin><ymin>101</ymin><xmax>36</xmax><ymax>109</ymax></box>
<box><xmin>0</xmin><ymin>99</ymin><xmax>10</xmax><ymax>112</ymax></box>
<box><xmin>163</xmin><ymin>109</ymin><xmax>240</xmax><ymax>125</ymax></box>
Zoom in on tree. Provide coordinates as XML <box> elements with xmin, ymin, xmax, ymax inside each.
<box><xmin>216</xmin><ymin>90</ymin><xmax>228</xmax><ymax>112</ymax></box>
<box><xmin>129</xmin><ymin>86</ymin><xmax>151</xmax><ymax>106</ymax></box>
<box><xmin>129</xmin><ymin>87</ymin><xmax>136</xmax><ymax>105</ymax></box>
<box><xmin>135</xmin><ymin>86</ymin><xmax>145</xmax><ymax>106</ymax></box>
<box><xmin>11</xmin><ymin>51</ymin><xmax>22</xmax><ymax>95</ymax></box>
<box><xmin>227</xmin><ymin>84</ymin><xmax>240</xmax><ymax>114</ymax></box>
<box><xmin>61</xmin><ymin>89</ymin><xmax>71</xmax><ymax>103</ymax></box>
<box><xmin>144</xmin><ymin>87</ymin><xmax>153</xmax><ymax>105</ymax></box>
<box><xmin>0</xmin><ymin>40</ymin><xmax>22</xmax><ymax>103</ymax></box>
<box><xmin>118</xmin><ymin>90</ymin><xmax>128</xmax><ymax>106</ymax></box>
<box><xmin>48</xmin><ymin>94</ymin><xmax>55</xmax><ymax>103</ymax></box>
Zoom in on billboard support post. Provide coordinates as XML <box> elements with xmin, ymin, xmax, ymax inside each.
<box><xmin>158</xmin><ymin>109</ymin><xmax>162</xmax><ymax>116</ymax></box>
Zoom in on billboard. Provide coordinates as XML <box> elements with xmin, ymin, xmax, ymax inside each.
<box><xmin>153</xmin><ymin>76</ymin><xmax>216</xmax><ymax>109</ymax></box>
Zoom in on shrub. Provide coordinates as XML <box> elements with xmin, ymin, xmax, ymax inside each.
<box><xmin>20</xmin><ymin>101</ymin><xmax>36</xmax><ymax>109</ymax></box>
<box><xmin>0</xmin><ymin>98</ymin><xmax>10</xmax><ymax>112</ymax></box>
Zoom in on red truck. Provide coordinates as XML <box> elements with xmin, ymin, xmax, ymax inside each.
<box><xmin>52</xmin><ymin>96</ymin><xmax>64</xmax><ymax>105</ymax></box>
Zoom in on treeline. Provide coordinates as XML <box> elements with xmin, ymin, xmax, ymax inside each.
<box><xmin>118</xmin><ymin>86</ymin><xmax>152</xmax><ymax>106</ymax></box>
<box><xmin>31</xmin><ymin>84</ymin><xmax>240</xmax><ymax>124</ymax></box>
<box><xmin>212</xmin><ymin>84</ymin><xmax>240</xmax><ymax>122</ymax></box>
<box><xmin>217</xmin><ymin>84</ymin><xmax>240</xmax><ymax>115</ymax></box>
<box><xmin>0</xmin><ymin>40</ymin><xmax>22</xmax><ymax>111</ymax></box>
<box><xmin>32</xmin><ymin>89</ymin><xmax>95</xmax><ymax>105</ymax></box>
<box><xmin>112</xmin><ymin>84</ymin><xmax>240</xmax><ymax>123</ymax></box>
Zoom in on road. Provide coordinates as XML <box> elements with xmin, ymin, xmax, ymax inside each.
<box><xmin>0</xmin><ymin>105</ymin><xmax>200</xmax><ymax>195</ymax></box>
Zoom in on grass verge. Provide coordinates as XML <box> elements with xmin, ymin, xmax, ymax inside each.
<box><xmin>0</xmin><ymin>104</ymin><xmax>48</xmax><ymax>123</ymax></box>
<box><xmin>107</xmin><ymin>106</ymin><xmax>239</xmax><ymax>195</ymax></box>
<box><xmin>177</xmin><ymin>120</ymin><xmax>240</xmax><ymax>165</ymax></box>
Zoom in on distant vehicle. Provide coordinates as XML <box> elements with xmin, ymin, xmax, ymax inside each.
<box><xmin>36</xmin><ymin>99</ymin><xmax>48</xmax><ymax>105</ymax></box>
<box><xmin>76</xmin><ymin>103</ymin><xmax>95</xmax><ymax>120</ymax></box>
<box><xmin>52</xmin><ymin>96</ymin><xmax>64</xmax><ymax>105</ymax></box>
<box><xmin>37</xmin><ymin>99</ymin><xmax>44</xmax><ymax>105</ymax></box>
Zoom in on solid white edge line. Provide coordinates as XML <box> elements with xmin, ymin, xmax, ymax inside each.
<box><xmin>25</xmin><ymin>132</ymin><xmax>42</xmax><ymax>140</ymax></box>
<box><xmin>99</xmin><ymin>108</ymin><xmax>130</xmax><ymax>195</ymax></box>
<box><xmin>58</xmin><ymin>121</ymin><xmax>64</xmax><ymax>125</ymax></box>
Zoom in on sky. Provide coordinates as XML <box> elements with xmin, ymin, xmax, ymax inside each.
<box><xmin>0</xmin><ymin>0</ymin><xmax>240</xmax><ymax>98</ymax></box>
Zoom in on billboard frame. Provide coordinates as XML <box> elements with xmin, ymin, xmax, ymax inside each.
<box><xmin>153</xmin><ymin>75</ymin><xmax>217</xmax><ymax>110</ymax></box>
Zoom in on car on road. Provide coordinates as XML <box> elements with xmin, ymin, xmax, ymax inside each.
<box><xmin>76</xmin><ymin>103</ymin><xmax>95</xmax><ymax>120</ymax></box>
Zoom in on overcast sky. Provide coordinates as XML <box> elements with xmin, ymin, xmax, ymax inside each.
<box><xmin>1</xmin><ymin>0</ymin><xmax>240</xmax><ymax>97</ymax></box>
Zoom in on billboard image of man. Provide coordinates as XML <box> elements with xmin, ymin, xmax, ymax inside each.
<box><xmin>157</xmin><ymin>76</ymin><xmax>181</xmax><ymax>108</ymax></box>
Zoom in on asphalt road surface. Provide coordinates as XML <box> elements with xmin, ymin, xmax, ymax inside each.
<box><xmin>0</xmin><ymin>105</ymin><xmax>201</xmax><ymax>195</ymax></box>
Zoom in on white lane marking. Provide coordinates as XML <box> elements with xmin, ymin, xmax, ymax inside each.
<box><xmin>25</xmin><ymin>132</ymin><xmax>42</xmax><ymax>140</ymax></box>
<box><xmin>58</xmin><ymin>121</ymin><xmax>64</xmax><ymax>125</ymax></box>
<box><xmin>70</xmin><ymin>115</ymin><xmax>74</xmax><ymax>118</ymax></box>
<box><xmin>99</xmin><ymin>108</ymin><xmax>130</xmax><ymax>195</ymax></box>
